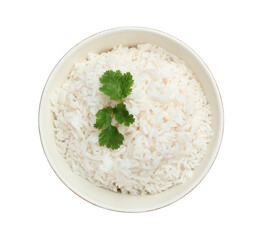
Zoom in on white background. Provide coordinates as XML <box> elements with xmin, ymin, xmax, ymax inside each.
<box><xmin>1</xmin><ymin>0</ymin><xmax>261</xmax><ymax>239</ymax></box>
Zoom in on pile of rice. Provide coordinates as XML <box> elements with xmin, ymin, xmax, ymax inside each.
<box><xmin>51</xmin><ymin>44</ymin><xmax>213</xmax><ymax>195</ymax></box>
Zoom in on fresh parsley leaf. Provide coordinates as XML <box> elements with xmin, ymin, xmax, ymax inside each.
<box><xmin>113</xmin><ymin>103</ymin><xmax>135</xmax><ymax>126</ymax></box>
<box><xmin>94</xmin><ymin>107</ymin><xmax>113</xmax><ymax>129</ymax></box>
<box><xmin>98</xmin><ymin>125</ymin><xmax>124</xmax><ymax>150</ymax></box>
<box><xmin>95</xmin><ymin>70</ymin><xmax>135</xmax><ymax>150</ymax></box>
<box><xmin>99</xmin><ymin>70</ymin><xmax>134</xmax><ymax>101</ymax></box>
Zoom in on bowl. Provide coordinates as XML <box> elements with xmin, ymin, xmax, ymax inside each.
<box><xmin>39</xmin><ymin>27</ymin><xmax>224</xmax><ymax>212</ymax></box>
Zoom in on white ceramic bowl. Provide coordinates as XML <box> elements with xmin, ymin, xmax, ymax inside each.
<box><xmin>39</xmin><ymin>27</ymin><xmax>224</xmax><ymax>212</ymax></box>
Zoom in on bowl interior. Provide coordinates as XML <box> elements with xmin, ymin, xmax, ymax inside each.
<box><xmin>39</xmin><ymin>28</ymin><xmax>223</xmax><ymax>212</ymax></box>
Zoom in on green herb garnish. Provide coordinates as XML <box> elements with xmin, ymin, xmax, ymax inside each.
<box><xmin>99</xmin><ymin>70</ymin><xmax>134</xmax><ymax>101</ymax></box>
<box><xmin>94</xmin><ymin>70</ymin><xmax>135</xmax><ymax>150</ymax></box>
<box><xmin>113</xmin><ymin>103</ymin><xmax>135</xmax><ymax>126</ymax></box>
<box><xmin>98</xmin><ymin>125</ymin><xmax>124</xmax><ymax>150</ymax></box>
<box><xmin>94</xmin><ymin>107</ymin><xmax>113</xmax><ymax>130</ymax></box>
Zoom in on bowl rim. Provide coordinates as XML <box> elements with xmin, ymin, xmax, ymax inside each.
<box><xmin>39</xmin><ymin>26</ymin><xmax>224</xmax><ymax>213</ymax></box>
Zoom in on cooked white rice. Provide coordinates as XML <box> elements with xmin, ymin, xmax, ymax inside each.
<box><xmin>51</xmin><ymin>44</ymin><xmax>213</xmax><ymax>195</ymax></box>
